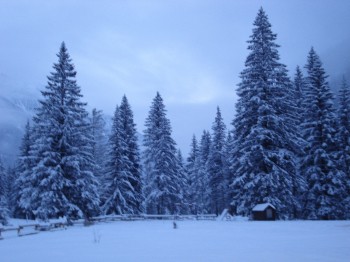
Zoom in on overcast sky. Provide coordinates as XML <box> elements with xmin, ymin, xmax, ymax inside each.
<box><xmin>1</xmin><ymin>0</ymin><xmax>350</xmax><ymax>155</ymax></box>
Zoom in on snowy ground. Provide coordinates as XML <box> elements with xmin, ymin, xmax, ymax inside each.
<box><xmin>1</xmin><ymin>219</ymin><xmax>350</xmax><ymax>262</ymax></box>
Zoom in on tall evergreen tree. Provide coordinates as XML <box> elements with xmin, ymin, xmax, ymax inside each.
<box><xmin>118</xmin><ymin>96</ymin><xmax>143</xmax><ymax>214</ymax></box>
<box><xmin>338</xmin><ymin>77</ymin><xmax>350</xmax><ymax>218</ymax></box>
<box><xmin>0</xmin><ymin>157</ymin><xmax>9</xmax><ymax>224</ymax></box>
<box><xmin>142</xmin><ymin>92</ymin><xmax>182</xmax><ymax>214</ymax></box>
<box><xmin>25</xmin><ymin>42</ymin><xmax>99</xmax><ymax>220</ymax></box>
<box><xmin>291</xmin><ymin>66</ymin><xmax>309</xmax><ymax>218</ymax></box>
<box><xmin>186</xmin><ymin>135</ymin><xmax>199</xmax><ymax>214</ymax></box>
<box><xmin>102</xmin><ymin>106</ymin><xmax>126</xmax><ymax>214</ymax></box>
<box><xmin>176</xmin><ymin>149</ymin><xmax>189</xmax><ymax>214</ymax></box>
<box><xmin>208</xmin><ymin>107</ymin><xmax>227</xmax><ymax>215</ymax></box>
<box><xmin>301</xmin><ymin>48</ymin><xmax>345</xmax><ymax>219</ymax></box>
<box><xmin>102</xmin><ymin>96</ymin><xmax>143</xmax><ymax>215</ymax></box>
<box><xmin>223</xmin><ymin>130</ymin><xmax>234</xmax><ymax>210</ymax></box>
<box><xmin>16</xmin><ymin>121</ymin><xmax>35</xmax><ymax>218</ymax></box>
<box><xmin>90</xmin><ymin>108</ymin><xmax>108</xmax><ymax>189</ymax></box>
<box><xmin>5</xmin><ymin>166</ymin><xmax>17</xmax><ymax>217</ymax></box>
<box><xmin>294</xmin><ymin>66</ymin><xmax>307</xmax><ymax>126</ymax></box>
<box><xmin>231</xmin><ymin>8</ymin><xmax>298</xmax><ymax>218</ymax></box>
<box><xmin>193</xmin><ymin>130</ymin><xmax>211</xmax><ymax>214</ymax></box>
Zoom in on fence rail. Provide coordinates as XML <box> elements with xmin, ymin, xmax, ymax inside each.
<box><xmin>90</xmin><ymin>214</ymin><xmax>217</xmax><ymax>221</ymax></box>
<box><xmin>0</xmin><ymin>219</ymin><xmax>68</xmax><ymax>239</ymax></box>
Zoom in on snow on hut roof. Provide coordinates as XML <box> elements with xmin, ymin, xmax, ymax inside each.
<box><xmin>252</xmin><ymin>203</ymin><xmax>276</xmax><ymax>211</ymax></box>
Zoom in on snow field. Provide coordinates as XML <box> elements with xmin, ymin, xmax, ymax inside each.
<box><xmin>1</xmin><ymin>220</ymin><xmax>350</xmax><ymax>262</ymax></box>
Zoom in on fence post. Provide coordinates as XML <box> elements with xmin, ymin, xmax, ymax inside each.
<box><xmin>17</xmin><ymin>226</ymin><xmax>23</xmax><ymax>236</ymax></box>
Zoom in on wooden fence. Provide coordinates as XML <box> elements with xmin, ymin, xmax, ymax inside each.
<box><xmin>0</xmin><ymin>214</ymin><xmax>217</xmax><ymax>240</ymax></box>
<box><xmin>89</xmin><ymin>214</ymin><xmax>217</xmax><ymax>222</ymax></box>
<box><xmin>0</xmin><ymin>220</ymin><xmax>67</xmax><ymax>239</ymax></box>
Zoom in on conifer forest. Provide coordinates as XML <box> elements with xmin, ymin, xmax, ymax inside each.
<box><xmin>1</xmin><ymin>8</ymin><xmax>350</xmax><ymax>225</ymax></box>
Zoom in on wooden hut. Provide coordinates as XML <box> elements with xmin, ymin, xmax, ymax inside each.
<box><xmin>252</xmin><ymin>203</ymin><xmax>276</xmax><ymax>221</ymax></box>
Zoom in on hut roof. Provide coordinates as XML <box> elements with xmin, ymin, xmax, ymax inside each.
<box><xmin>252</xmin><ymin>203</ymin><xmax>276</xmax><ymax>212</ymax></box>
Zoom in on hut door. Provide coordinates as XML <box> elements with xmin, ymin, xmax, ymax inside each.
<box><xmin>266</xmin><ymin>208</ymin><xmax>273</xmax><ymax>219</ymax></box>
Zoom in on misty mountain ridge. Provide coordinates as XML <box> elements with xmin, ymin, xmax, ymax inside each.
<box><xmin>0</xmin><ymin>75</ymin><xmax>38</xmax><ymax>166</ymax></box>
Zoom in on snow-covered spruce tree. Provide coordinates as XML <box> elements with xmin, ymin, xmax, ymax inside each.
<box><xmin>142</xmin><ymin>92</ymin><xmax>182</xmax><ymax>214</ymax></box>
<box><xmin>101</xmin><ymin>106</ymin><xmax>125</xmax><ymax>214</ymax></box>
<box><xmin>176</xmin><ymin>149</ymin><xmax>189</xmax><ymax>214</ymax></box>
<box><xmin>0</xmin><ymin>157</ymin><xmax>10</xmax><ymax>224</ymax></box>
<box><xmin>186</xmin><ymin>135</ymin><xmax>199</xmax><ymax>214</ymax></box>
<box><xmin>102</xmin><ymin>96</ymin><xmax>143</xmax><ymax>215</ymax></box>
<box><xmin>16</xmin><ymin>121</ymin><xmax>37</xmax><ymax>218</ymax></box>
<box><xmin>118</xmin><ymin>96</ymin><xmax>143</xmax><ymax>214</ymax></box>
<box><xmin>90</xmin><ymin>108</ymin><xmax>108</xmax><ymax>191</ymax></box>
<box><xmin>223</xmin><ymin>130</ymin><xmax>234</xmax><ymax>211</ymax></box>
<box><xmin>337</xmin><ymin>77</ymin><xmax>350</xmax><ymax>218</ymax></box>
<box><xmin>230</xmin><ymin>8</ymin><xmax>299</xmax><ymax>219</ymax></box>
<box><xmin>5</xmin><ymin>166</ymin><xmax>17</xmax><ymax>217</ymax></box>
<box><xmin>208</xmin><ymin>107</ymin><xmax>227</xmax><ymax>215</ymax></box>
<box><xmin>193</xmin><ymin>130</ymin><xmax>211</xmax><ymax>214</ymax></box>
<box><xmin>294</xmin><ymin>66</ymin><xmax>307</xmax><ymax>126</ymax></box>
<box><xmin>27</xmin><ymin>42</ymin><xmax>99</xmax><ymax>220</ymax></box>
<box><xmin>290</xmin><ymin>66</ymin><xmax>309</xmax><ymax>218</ymax></box>
<box><xmin>301</xmin><ymin>48</ymin><xmax>346</xmax><ymax>220</ymax></box>
<box><xmin>15</xmin><ymin>122</ymin><xmax>32</xmax><ymax>218</ymax></box>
